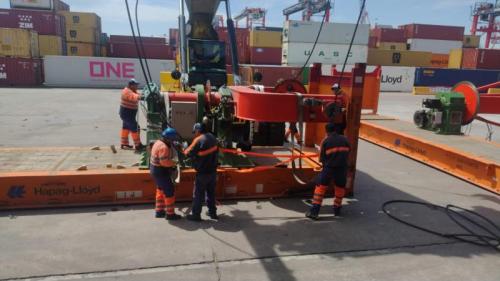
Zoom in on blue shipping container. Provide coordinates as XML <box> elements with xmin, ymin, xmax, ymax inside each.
<box><xmin>414</xmin><ymin>68</ymin><xmax>500</xmax><ymax>87</ymax></box>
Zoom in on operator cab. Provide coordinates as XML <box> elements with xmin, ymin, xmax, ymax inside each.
<box><xmin>188</xmin><ymin>39</ymin><xmax>227</xmax><ymax>88</ymax></box>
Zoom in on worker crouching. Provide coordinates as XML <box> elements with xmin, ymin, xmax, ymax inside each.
<box><xmin>306</xmin><ymin>123</ymin><xmax>350</xmax><ymax>220</ymax></box>
<box><xmin>184</xmin><ymin>123</ymin><xmax>219</xmax><ymax>221</ymax></box>
<box><xmin>150</xmin><ymin>128</ymin><xmax>182</xmax><ymax>220</ymax></box>
<box><xmin>120</xmin><ymin>79</ymin><xmax>145</xmax><ymax>152</ymax></box>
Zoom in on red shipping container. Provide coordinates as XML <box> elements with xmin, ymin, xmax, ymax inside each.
<box><xmin>368</xmin><ymin>36</ymin><xmax>377</xmax><ymax>48</ymax></box>
<box><xmin>169</xmin><ymin>28</ymin><xmax>179</xmax><ymax>46</ymax></box>
<box><xmin>0</xmin><ymin>8</ymin><xmax>65</xmax><ymax>36</ymax></box>
<box><xmin>109</xmin><ymin>35</ymin><xmax>166</xmax><ymax>45</ymax></box>
<box><xmin>249</xmin><ymin>47</ymin><xmax>282</xmax><ymax>65</ymax></box>
<box><xmin>400</xmin><ymin>24</ymin><xmax>464</xmax><ymax>41</ymax></box>
<box><xmin>239</xmin><ymin>65</ymin><xmax>303</xmax><ymax>86</ymax></box>
<box><xmin>462</xmin><ymin>48</ymin><xmax>500</xmax><ymax>70</ymax></box>
<box><xmin>0</xmin><ymin>57</ymin><xmax>43</xmax><ymax>87</ymax></box>
<box><xmin>108</xmin><ymin>42</ymin><xmax>173</xmax><ymax>59</ymax></box>
<box><xmin>217</xmin><ymin>27</ymin><xmax>250</xmax><ymax>65</ymax></box>
<box><xmin>371</xmin><ymin>28</ymin><xmax>406</xmax><ymax>43</ymax></box>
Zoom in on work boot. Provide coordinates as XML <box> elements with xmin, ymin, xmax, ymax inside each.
<box><xmin>333</xmin><ymin>206</ymin><xmax>342</xmax><ymax>217</ymax></box>
<box><xmin>166</xmin><ymin>213</ymin><xmax>182</xmax><ymax>221</ymax></box>
<box><xmin>187</xmin><ymin>214</ymin><xmax>203</xmax><ymax>222</ymax></box>
<box><xmin>206</xmin><ymin>211</ymin><xmax>219</xmax><ymax>220</ymax></box>
<box><xmin>135</xmin><ymin>143</ymin><xmax>146</xmax><ymax>152</ymax></box>
<box><xmin>155</xmin><ymin>210</ymin><xmax>166</xmax><ymax>218</ymax></box>
<box><xmin>305</xmin><ymin>210</ymin><xmax>319</xmax><ymax>220</ymax></box>
<box><xmin>121</xmin><ymin>144</ymin><xmax>133</xmax><ymax>150</ymax></box>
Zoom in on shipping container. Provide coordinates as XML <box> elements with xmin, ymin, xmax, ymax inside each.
<box><xmin>367</xmin><ymin>49</ymin><xmax>432</xmax><ymax>67</ymax></box>
<box><xmin>108</xmin><ymin>42</ymin><xmax>173</xmax><ymax>60</ymax></box>
<box><xmin>249</xmin><ymin>30</ymin><xmax>282</xmax><ymax>48</ymax></box>
<box><xmin>253</xmin><ymin>26</ymin><xmax>283</xmax><ymax>32</ymax></box>
<box><xmin>0</xmin><ymin>57</ymin><xmax>43</xmax><ymax>86</ymax></box>
<box><xmin>239</xmin><ymin>64</ymin><xmax>309</xmax><ymax>86</ymax></box>
<box><xmin>463</xmin><ymin>35</ymin><xmax>480</xmax><ymax>48</ymax></box>
<box><xmin>461</xmin><ymin>48</ymin><xmax>500</xmax><ymax>70</ymax></box>
<box><xmin>43</xmin><ymin>55</ymin><xmax>175</xmax><ymax>87</ymax></box>
<box><xmin>58</xmin><ymin>11</ymin><xmax>100</xmax><ymax>29</ymax></box>
<box><xmin>0</xmin><ymin>28</ymin><xmax>39</xmax><ymax>58</ymax></box>
<box><xmin>0</xmin><ymin>8</ymin><xmax>65</xmax><ymax>36</ymax></box>
<box><xmin>376</xmin><ymin>42</ymin><xmax>407</xmax><ymax>51</ymax></box>
<box><xmin>430</xmin><ymin>54</ymin><xmax>449</xmax><ymax>68</ymax></box>
<box><xmin>407</xmin><ymin>38</ymin><xmax>462</xmax><ymax>54</ymax></box>
<box><xmin>282</xmin><ymin>43</ymin><xmax>368</xmax><ymax>66</ymax></box>
<box><xmin>249</xmin><ymin>47</ymin><xmax>282</xmax><ymax>65</ymax></box>
<box><xmin>217</xmin><ymin>27</ymin><xmax>250</xmax><ymax>64</ymax></box>
<box><xmin>38</xmin><ymin>34</ymin><xmax>63</xmax><ymax>56</ymax></box>
<box><xmin>283</xmin><ymin>21</ymin><xmax>369</xmax><ymax>45</ymax></box>
<box><xmin>65</xmin><ymin>25</ymin><xmax>99</xmax><ymax>43</ymax></box>
<box><xmin>10</xmin><ymin>0</ymin><xmax>69</xmax><ymax>11</ymax></box>
<box><xmin>100</xmin><ymin>45</ymin><xmax>107</xmax><ymax>57</ymax></box>
<box><xmin>169</xmin><ymin>28</ymin><xmax>179</xmax><ymax>46</ymax></box>
<box><xmin>109</xmin><ymin>35</ymin><xmax>166</xmax><ymax>45</ymax></box>
<box><xmin>414</xmin><ymin>68</ymin><xmax>500</xmax><ymax>87</ymax></box>
<box><xmin>400</xmin><ymin>24</ymin><xmax>465</xmax><ymax>41</ymax></box>
<box><xmin>368</xmin><ymin>36</ymin><xmax>377</xmax><ymax>48</ymax></box>
<box><xmin>448</xmin><ymin>48</ymin><xmax>463</xmax><ymax>69</ymax></box>
<box><xmin>66</xmin><ymin>42</ymin><xmax>96</xmax><ymax>56</ymax></box>
<box><xmin>371</xmin><ymin>27</ymin><xmax>406</xmax><ymax>43</ymax></box>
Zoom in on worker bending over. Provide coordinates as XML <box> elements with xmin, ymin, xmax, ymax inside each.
<box><xmin>120</xmin><ymin>79</ymin><xmax>145</xmax><ymax>151</ymax></box>
<box><xmin>150</xmin><ymin>128</ymin><xmax>181</xmax><ymax>220</ymax></box>
<box><xmin>306</xmin><ymin>123</ymin><xmax>350</xmax><ymax>220</ymax></box>
<box><xmin>184</xmin><ymin>123</ymin><xmax>219</xmax><ymax>221</ymax></box>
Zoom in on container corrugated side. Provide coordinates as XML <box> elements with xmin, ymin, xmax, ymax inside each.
<box><xmin>448</xmin><ymin>48</ymin><xmax>463</xmax><ymax>69</ymax></box>
<box><xmin>249</xmin><ymin>30</ymin><xmax>282</xmax><ymax>48</ymax></box>
<box><xmin>10</xmin><ymin>0</ymin><xmax>69</xmax><ymax>11</ymax></box>
<box><xmin>371</xmin><ymin>27</ymin><xmax>406</xmax><ymax>43</ymax></box>
<box><xmin>0</xmin><ymin>28</ymin><xmax>39</xmax><ymax>58</ymax></box>
<box><xmin>462</xmin><ymin>48</ymin><xmax>500</xmax><ymax>70</ymax></box>
<box><xmin>57</xmin><ymin>11</ymin><xmax>101</xmax><ymax>29</ymax></box>
<box><xmin>463</xmin><ymin>35</ymin><xmax>480</xmax><ymax>48</ymax></box>
<box><xmin>407</xmin><ymin>38</ymin><xmax>462</xmax><ymax>54</ymax></box>
<box><xmin>65</xmin><ymin>25</ymin><xmax>99</xmax><ymax>43</ymax></box>
<box><xmin>66</xmin><ymin>42</ymin><xmax>96</xmax><ymax>56</ymax></box>
<box><xmin>400</xmin><ymin>24</ymin><xmax>465</xmax><ymax>41</ymax></box>
<box><xmin>109</xmin><ymin>35</ymin><xmax>166</xmax><ymax>45</ymax></box>
<box><xmin>108</xmin><ymin>42</ymin><xmax>173</xmax><ymax>60</ymax></box>
<box><xmin>367</xmin><ymin>49</ymin><xmax>432</xmax><ymax>67</ymax></box>
<box><xmin>0</xmin><ymin>8</ymin><xmax>64</xmax><ymax>36</ymax></box>
<box><xmin>43</xmin><ymin>56</ymin><xmax>175</xmax><ymax>87</ymax></box>
<box><xmin>0</xmin><ymin>57</ymin><xmax>43</xmax><ymax>86</ymax></box>
<box><xmin>39</xmin><ymin>35</ymin><xmax>63</xmax><ymax>56</ymax></box>
<box><xmin>414</xmin><ymin>68</ymin><xmax>500</xmax><ymax>87</ymax></box>
<box><xmin>283</xmin><ymin>21</ymin><xmax>369</xmax><ymax>45</ymax></box>
<box><xmin>249</xmin><ymin>47</ymin><xmax>281</xmax><ymax>65</ymax></box>
<box><xmin>376</xmin><ymin>42</ymin><xmax>407</xmax><ymax>51</ymax></box>
<box><xmin>282</xmin><ymin>43</ymin><xmax>368</xmax><ymax>66</ymax></box>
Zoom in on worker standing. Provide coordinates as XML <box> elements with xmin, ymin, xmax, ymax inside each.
<box><xmin>150</xmin><ymin>127</ymin><xmax>182</xmax><ymax>220</ymax></box>
<box><xmin>183</xmin><ymin>123</ymin><xmax>219</xmax><ymax>221</ymax></box>
<box><xmin>120</xmin><ymin>79</ymin><xmax>145</xmax><ymax>151</ymax></box>
<box><xmin>306</xmin><ymin>123</ymin><xmax>350</xmax><ymax>220</ymax></box>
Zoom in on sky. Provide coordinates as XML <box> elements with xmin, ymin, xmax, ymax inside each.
<box><xmin>0</xmin><ymin>0</ymin><xmax>488</xmax><ymax>38</ymax></box>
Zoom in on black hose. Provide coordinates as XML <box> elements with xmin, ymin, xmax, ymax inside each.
<box><xmin>382</xmin><ymin>200</ymin><xmax>500</xmax><ymax>251</ymax></box>
<box><xmin>337</xmin><ymin>0</ymin><xmax>366</xmax><ymax>88</ymax></box>
<box><xmin>135</xmin><ymin>0</ymin><xmax>153</xmax><ymax>82</ymax></box>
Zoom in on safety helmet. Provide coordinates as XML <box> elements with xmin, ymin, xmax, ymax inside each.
<box><xmin>128</xmin><ymin>78</ymin><xmax>140</xmax><ymax>86</ymax></box>
<box><xmin>161</xmin><ymin>127</ymin><xmax>178</xmax><ymax>140</ymax></box>
<box><xmin>192</xmin><ymin>123</ymin><xmax>205</xmax><ymax>134</ymax></box>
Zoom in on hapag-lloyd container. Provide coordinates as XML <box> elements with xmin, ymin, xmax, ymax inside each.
<box><xmin>400</xmin><ymin>24</ymin><xmax>465</xmax><ymax>41</ymax></box>
<box><xmin>43</xmin><ymin>56</ymin><xmax>175</xmax><ymax>88</ymax></box>
<box><xmin>0</xmin><ymin>8</ymin><xmax>65</xmax><ymax>36</ymax></box>
<box><xmin>414</xmin><ymin>68</ymin><xmax>500</xmax><ymax>87</ymax></box>
<box><xmin>407</xmin><ymin>38</ymin><xmax>462</xmax><ymax>54</ymax></box>
<box><xmin>0</xmin><ymin>57</ymin><xmax>43</xmax><ymax>86</ymax></box>
<box><xmin>283</xmin><ymin>21</ymin><xmax>369</xmax><ymax>45</ymax></box>
<box><xmin>282</xmin><ymin>43</ymin><xmax>368</xmax><ymax>66</ymax></box>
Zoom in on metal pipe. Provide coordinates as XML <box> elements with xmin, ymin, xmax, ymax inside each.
<box><xmin>178</xmin><ymin>0</ymin><xmax>188</xmax><ymax>84</ymax></box>
<box><xmin>477</xmin><ymin>81</ymin><xmax>500</xmax><ymax>92</ymax></box>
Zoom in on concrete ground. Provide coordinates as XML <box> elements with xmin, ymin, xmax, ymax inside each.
<box><xmin>0</xmin><ymin>88</ymin><xmax>499</xmax><ymax>280</ymax></box>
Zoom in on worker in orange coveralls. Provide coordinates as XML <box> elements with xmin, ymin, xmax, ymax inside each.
<box><xmin>119</xmin><ymin>79</ymin><xmax>145</xmax><ymax>151</ymax></box>
<box><xmin>306</xmin><ymin>123</ymin><xmax>350</xmax><ymax>220</ymax></box>
<box><xmin>150</xmin><ymin>127</ymin><xmax>182</xmax><ymax>220</ymax></box>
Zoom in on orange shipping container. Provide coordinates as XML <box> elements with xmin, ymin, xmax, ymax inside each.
<box><xmin>430</xmin><ymin>54</ymin><xmax>449</xmax><ymax>68</ymax></box>
<box><xmin>448</xmin><ymin>48</ymin><xmax>463</xmax><ymax>69</ymax></box>
<box><xmin>66</xmin><ymin>42</ymin><xmax>96</xmax><ymax>56</ymax></box>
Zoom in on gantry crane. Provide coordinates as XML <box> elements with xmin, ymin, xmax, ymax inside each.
<box><xmin>471</xmin><ymin>1</ymin><xmax>500</xmax><ymax>48</ymax></box>
<box><xmin>234</xmin><ymin>7</ymin><xmax>266</xmax><ymax>28</ymax></box>
<box><xmin>283</xmin><ymin>0</ymin><xmax>332</xmax><ymax>22</ymax></box>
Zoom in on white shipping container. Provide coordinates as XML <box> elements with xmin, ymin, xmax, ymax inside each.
<box><xmin>10</xmin><ymin>0</ymin><xmax>52</xmax><ymax>9</ymax></box>
<box><xmin>282</xmin><ymin>43</ymin><xmax>368</xmax><ymax>66</ymax></box>
<box><xmin>43</xmin><ymin>56</ymin><xmax>175</xmax><ymax>88</ymax></box>
<box><xmin>407</xmin><ymin>38</ymin><xmax>462</xmax><ymax>54</ymax></box>
<box><xmin>283</xmin><ymin>21</ymin><xmax>369</xmax><ymax>45</ymax></box>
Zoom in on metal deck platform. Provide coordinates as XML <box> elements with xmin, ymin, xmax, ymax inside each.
<box><xmin>360</xmin><ymin>117</ymin><xmax>500</xmax><ymax>194</ymax></box>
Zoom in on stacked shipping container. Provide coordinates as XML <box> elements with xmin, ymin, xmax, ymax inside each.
<box><xmin>282</xmin><ymin>21</ymin><xmax>369</xmax><ymax>66</ymax></box>
<box><xmin>249</xmin><ymin>27</ymin><xmax>282</xmax><ymax>65</ymax></box>
<box><xmin>216</xmin><ymin>27</ymin><xmax>250</xmax><ymax>64</ymax></box>
<box><xmin>59</xmin><ymin>11</ymin><xmax>101</xmax><ymax>56</ymax></box>
<box><xmin>107</xmin><ymin>35</ymin><xmax>173</xmax><ymax>60</ymax></box>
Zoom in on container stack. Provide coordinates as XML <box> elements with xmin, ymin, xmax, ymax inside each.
<box><xmin>58</xmin><ymin>11</ymin><xmax>102</xmax><ymax>57</ymax></box>
<box><xmin>282</xmin><ymin>20</ymin><xmax>370</xmax><ymax>66</ymax></box>
<box><xmin>216</xmin><ymin>27</ymin><xmax>250</xmax><ymax>64</ymax></box>
<box><xmin>249</xmin><ymin>27</ymin><xmax>282</xmax><ymax>65</ymax></box>
<box><xmin>449</xmin><ymin>35</ymin><xmax>500</xmax><ymax>70</ymax></box>
<box><xmin>107</xmin><ymin>35</ymin><xmax>173</xmax><ymax>60</ymax></box>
